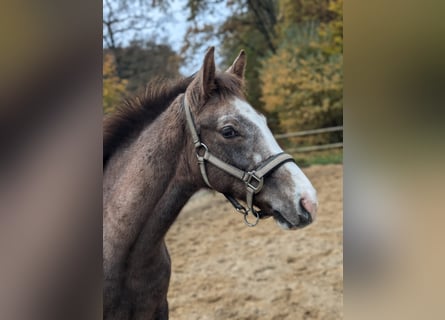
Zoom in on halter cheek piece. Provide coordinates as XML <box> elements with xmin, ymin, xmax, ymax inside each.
<box><xmin>183</xmin><ymin>95</ymin><xmax>295</xmax><ymax>227</ymax></box>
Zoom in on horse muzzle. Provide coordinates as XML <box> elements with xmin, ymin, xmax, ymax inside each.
<box><xmin>270</xmin><ymin>192</ymin><xmax>318</xmax><ymax>230</ymax></box>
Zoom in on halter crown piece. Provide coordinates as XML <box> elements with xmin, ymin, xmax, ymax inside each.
<box><xmin>182</xmin><ymin>95</ymin><xmax>295</xmax><ymax>227</ymax></box>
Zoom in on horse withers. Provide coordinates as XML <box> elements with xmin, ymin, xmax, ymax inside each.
<box><xmin>103</xmin><ymin>47</ymin><xmax>318</xmax><ymax>319</ymax></box>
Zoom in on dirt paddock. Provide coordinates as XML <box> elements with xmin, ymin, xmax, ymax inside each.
<box><xmin>166</xmin><ymin>164</ymin><xmax>343</xmax><ymax>319</ymax></box>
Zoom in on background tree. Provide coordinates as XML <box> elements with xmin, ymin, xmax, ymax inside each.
<box><xmin>260</xmin><ymin>0</ymin><xmax>343</xmax><ymax>146</ymax></box>
<box><xmin>218</xmin><ymin>0</ymin><xmax>278</xmax><ymax>117</ymax></box>
<box><xmin>103</xmin><ymin>0</ymin><xmax>177</xmax><ymax>86</ymax></box>
<box><xmin>103</xmin><ymin>53</ymin><xmax>128</xmax><ymax>114</ymax></box>
<box><xmin>106</xmin><ymin>40</ymin><xmax>182</xmax><ymax>94</ymax></box>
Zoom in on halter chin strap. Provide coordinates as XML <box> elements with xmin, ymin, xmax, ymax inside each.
<box><xmin>183</xmin><ymin>95</ymin><xmax>295</xmax><ymax>227</ymax></box>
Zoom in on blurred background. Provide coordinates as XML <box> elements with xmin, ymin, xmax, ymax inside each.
<box><xmin>102</xmin><ymin>0</ymin><xmax>343</xmax><ymax>167</ymax></box>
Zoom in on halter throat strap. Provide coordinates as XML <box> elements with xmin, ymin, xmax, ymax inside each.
<box><xmin>183</xmin><ymin>95</ymin><xmax>295</xmax><ymax>226</ymax></box>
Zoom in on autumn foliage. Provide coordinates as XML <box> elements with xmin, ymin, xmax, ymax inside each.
<box><xmin>103</xmin><ymin>53</ymin><xmax>127</xmax><ymax>114</ymax></box>
<box><xmin>260</xmin><ymin>0</ymin><xmax>343</xmax><ymax>145</ymax></box>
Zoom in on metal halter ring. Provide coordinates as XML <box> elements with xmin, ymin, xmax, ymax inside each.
<box><xmin>243</xmin><ymin>210</ymin><xmax>260</xmax><ymax>227</ymax></box>
<box><xmin>195</xmin><ymin>143</ymin><xmax>208</xmax><ymax>160</ymax></box>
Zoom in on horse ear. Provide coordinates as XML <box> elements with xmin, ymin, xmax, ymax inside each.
<box><xmin>226</xmin><ymin>50</ymin><xmax>246</xmax><ymax>79</ymax></box>
<box><xmin>187</xmin><ymin>47</ymin><xmax>216</xmax><ymax>108</ymax></box>
<box><xmin>199</xmin><ymin>46</ymin><xmax>216</xmax><ymax>99</ymax></box>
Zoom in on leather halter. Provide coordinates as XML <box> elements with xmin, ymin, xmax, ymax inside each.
<box><xmin>183</xmin><ymin>95</ymin><xmax>295</xmax><ymax>227</ymax></box>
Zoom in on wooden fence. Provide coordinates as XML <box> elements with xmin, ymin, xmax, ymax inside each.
<box><xmin>275</xmin><ymin>126</ymin><xmax>343</xmax><ymax>153</ymax></box>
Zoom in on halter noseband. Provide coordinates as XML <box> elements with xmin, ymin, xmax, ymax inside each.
<box><xmin>183</xmin><ymin>95</ymin><xmax>295</xmax><ymax>227</ymax></box>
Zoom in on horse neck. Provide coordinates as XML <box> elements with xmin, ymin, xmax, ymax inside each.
<box><xmin>103</xmin><ymin>98</ymin><xmax>199</xmax><ymax>272</ymax></box>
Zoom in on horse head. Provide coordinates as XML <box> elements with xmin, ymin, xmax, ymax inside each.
<box><xmin>183</xmin><ymin>47</ymin><xmax>318</xmax><ymax>230</ymax></box>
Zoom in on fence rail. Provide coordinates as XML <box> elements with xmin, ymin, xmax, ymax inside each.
<box><xmin>275</xmin><ymin>126</ymin><xmax>343</xmax><ymax>153</ymax></box>
<box><xmin>274</xmin><ymin>126</ymin><xmax>343</xmax><ymax>140</ymax></box>
<box><xmin>286</xmin><ymin>142</ymin><xmax>343</xmax><ymax>153</ymax></box>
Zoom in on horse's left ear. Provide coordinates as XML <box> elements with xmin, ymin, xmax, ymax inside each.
<box><xmin>199</xmin><ymin>46</ymin><xmax>216</xmax><ymax>99</ymax></box>
<box><xmin>226</xmin><ymin>50</ymin><xmax>246</xmax><ymax>79</ymax></box>
<box><xmin>187</xmin><ymin>47</ymin><xmax>216</xmax><ymax>108</ymax></box>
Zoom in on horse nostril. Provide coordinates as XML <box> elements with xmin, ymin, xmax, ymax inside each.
<box><xmin>299</xmin><ymin>195</ymin><xmax>318</xmax><ymax>221</ymax></box>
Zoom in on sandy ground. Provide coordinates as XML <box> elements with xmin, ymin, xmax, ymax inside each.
<box><xmin>165</xmin><ymin>164</ymin><xmax>343</xmax><ymax>320</ymax></box>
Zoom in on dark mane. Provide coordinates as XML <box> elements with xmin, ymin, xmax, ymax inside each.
<box><xmin>103</xmin><ymin>76</ymin><xmax>193</xmax><ymax>168</ymax></box>
<box><xmin>103</xmin><ymin>72</ymin><xmax>245</xmax><ymax>169</ymax></box>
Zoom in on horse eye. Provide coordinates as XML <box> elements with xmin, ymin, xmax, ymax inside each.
<box><xmin>221</xmin><ymin>126</ymin><xmax>238</xmax><ymax>139</ymax></box>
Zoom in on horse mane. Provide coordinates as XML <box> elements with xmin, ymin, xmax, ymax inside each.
<box><xmin>103</xmin><ymin>76</ymin><xmax>193</xmax><ymax>168</ymax></box>
<box><xmin>103</xmin><ymin>72</ymin><xmax>245</xmax><ymax>169</ymax></box>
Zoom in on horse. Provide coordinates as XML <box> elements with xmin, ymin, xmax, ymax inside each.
<box><xmin>103</xmin><ymin>47</ymin><xmax>318</xmax><ymax>319</ymax></box>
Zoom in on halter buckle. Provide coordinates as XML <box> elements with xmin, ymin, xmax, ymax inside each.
<box><xmin>244</xmin><ymin>172</ymin><xmax>264</xmax><ymax>193</ymax></box>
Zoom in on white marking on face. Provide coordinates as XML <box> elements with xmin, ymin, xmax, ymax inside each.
<box><xmin>253</xmin><ymin>153</ymin><xmax>262</xmax><ymax>163</ymax></box>
<box><xmin>291</xmin><ymin>165</ymin><xmax>317</xmax><ymax>197</ymax></box>
<box><xmin>232</xmin><ymin>98</ymin><xmax>282</xmax><ymax>155</ymax></box>
<box><xmin>232</xmin><ymin>98</ymin><xmax>318</xmax><ymax>221</ymax></box>
<box><xmin>285</xmin><ymin>162</ymin><xmax>318</xmax><ymax>211</ymax></box>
